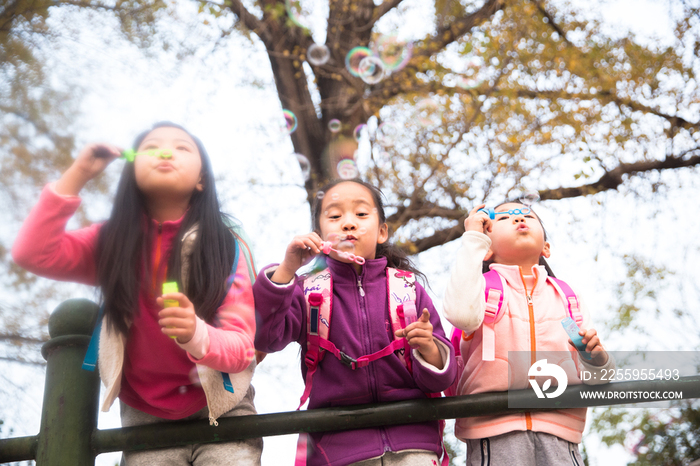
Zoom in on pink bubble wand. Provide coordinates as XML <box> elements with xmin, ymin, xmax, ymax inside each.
<box><xmin>320</xmin><ymin>241</ymin><xmax>365</xmax><ymax>265</ymax></box>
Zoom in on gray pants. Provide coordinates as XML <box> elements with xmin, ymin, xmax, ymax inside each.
<box><xmin>120</xmin><ymin>387</ymin><xmax>263</xmax><ymax>466</ymax></box>
<box><xmin>466</xmin><ymin>431</ymin><xmax>583</xmax><ymax>466</ymax></box>
<box><xmin>352</xmin><ymin>450</ymin><xmax>440</xmax><ymax>465</ymax></box>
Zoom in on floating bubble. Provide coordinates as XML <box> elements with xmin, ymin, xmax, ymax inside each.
<box><xmin>376</xmin><ymin>121</ymin><xmax>400</xmax><ymax>147</ymax></box>
<box><xmin>345</xmin><ymin>47</ymin><xmax>373</xmax><ymax>77</ymax></box>
<box><xmin>415</xmin><ymin>98</ymin><xmax>441</xmax><ymax>127</ymax></box>
<box><xmin>331</xmin><ymin>192</ymin><xmax>340</xmax><ymax>201</ymax></box>
<box><xmin>353</xmin><ymin>124</ymin><xmax>368</xmax><ymax>141</ymax></box>
<box><xmin>328</xmin><ymin>119</ymin><xmax>342</xmax><ymax>133</ymax></box>
<box><xmin>337</xmin><ymin>159</ymin><xmax>359</xmax><ymax>179</ymax></box>
<box><xmin>358</xmin><ymin>56</ymin><xmax>385</xmax><ymax>84</ymax></box>
<box><xmin>326</xmin><ymin>233</ymin><xmax>340</xmax><ymax>245</ymax></box>
<box><xmin>282</xmin><ymin>109</ymin><xmax>297</xmax><ymax>134</ymax></box>
<box><xmin>520</xmin><ymin>191</ymin><xmax>540</xmax><ymax>206</ymax></box>
<box><xmin>374</xmin><ymin>35</ymin><xmax>413</xmax><ymax>71</ymax></box>
<box><xmin>189</xmin><ymin>367</ymin><xmax>201</xmax><ymax>386</ymax></box>
<box><xmin>295</xmin><ymin>153</ymin><xmax>311</xmax><ymax>181</ymax></box>
<box><xmin>179</xmin><ymin>386</ymin><xmax>187</xmax><ymax>395</ymax></box>
<box><xmin>285</xmin><ymin>0</ymin><xmax>309</xmax><ymax>29</ymax></box>
<box><xmin>307</xmin><ymin>43</ymin><xmax>330</xmax><ymax>65</ymax></box>
<box><xmin>372</xmin><ymin>208</ymin><xmax>378</xmax><ymax>214</ymax></box>
<box><xmin>358</xmin><ymin>227</ymin><xmax>367</xmax><ymax>235</ymax></box>
<box><xmin>316</xmin><ymin>191</ymin><xmax>325</xmax><ymax>200</ymax></box>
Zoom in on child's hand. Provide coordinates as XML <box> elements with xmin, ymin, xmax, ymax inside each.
<box><xmin>570</xmin><ymin>327</ymin><xmax>609</xmax><ymax>366</ymax></box>
<box><xmin>271</xmin><ymin>232</ymin><xmax>323</xmax><ymax>284</ymax></box>
<box><xmin>394</xmin><ymin>309</ymin><xmax>444</xmax><ymax>369</ymax></box>
<box><xmin>464</xmin><ymin>204</ymin><xmax>492</xmax><ymax>234</ymax></box>
<box><xmin>157</xmin><ymin>292</ymin><xmax>197</xmax><ymax>344</ymax></box>
<box><xmin>55</xmin><ymin>144</ymin><xmax>122</xmax><ymax>196</ymax></box>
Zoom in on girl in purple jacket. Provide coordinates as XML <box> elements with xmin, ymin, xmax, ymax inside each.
<box><xmin>254</xmin><ymin>179</ymin><xmax>457</xmax><ymax>466</ymax></box>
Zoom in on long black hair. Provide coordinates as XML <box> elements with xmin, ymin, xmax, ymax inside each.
<box><xmin>481</xmin><ymin>199</ymin><xmax>555</xmax><ymax>276</ymax></box>
<box><xmin>96</xmin><ymin>122</ymin><xmax>236</xmax><ymax>335</ymax></box>
<box><xmin>311</xmin><ymin>179</ymin><xmax>426</xmax><ymax>284</ymax></box>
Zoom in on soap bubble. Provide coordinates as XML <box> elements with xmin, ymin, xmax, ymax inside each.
<box><xmin>345</xmin><ymin>47</ymin><xmax>372</xmax><ymax>77</ymax></box>
<box><xmin>374</xmin><ymin>35</ymin><xmax>412</xmax><ymax>71</ymax></box>
<box><xmin>415</xmin><ymin>98</ymin><xmax>441</xmax><ymax>127</ymax></box>
<box><xmin>358</xmin><ymin>227</ymin><xmax>367</xmax><ymax>235</ymax></box>
<box><xmin>189</xmin><ymin>367</ymin><xmax>201</xmax><ymax>386</ymax></box>
<box><xmin>282</xmin><ymin>109</ymin><xmax>298</xmax><ymax>134</ymax></box>
<box><xmin>285</xmin><ymin>0</ymin><xmax>309</xmax><ymax>29</ymax></box>
<box><xmin>296</xmin><ymin>153</ymin><xmax>311</xmax><ymax>181</ymax></box>
<box><xmin>353</xmin><ymin>124</ymin><xmax>368</xmax><ymax>141</ymax></box>
<box><xmin>307</xmin><ymin>43</ymin><xmax>330</xmax><ymax>65</ymax></box>
<box><xmin>328</xmin><ymin>119</ymin><xmax>342</xmax><ymax>133</ymax></box>
<box><xmin>376</xmin><ymin>121</ymin><xmax>400</xmax><ymax>147</ymax></box>
<box><xmin>179</xmin><ymin>386</ymin><xmax>187</xmax><ymax>395</ymax></box>
<box><xmin>331</xmin><ymin>192</ymin><xmax>340</xmax><ymax>201</ymax></box>
<box><xmin>358</xmin><ymin>56</ymin><xmax>385</xmax><ymax>84</ymax></box>
<box><xmin>316</xmin><ymin>191</ymin><xmax>325</xmax><ymax>200</ymax></box>
<box><xmin>520</xmin><ymin>191</ymin><xmax>540</xmax><ymax>206</ymax></box>
<box><xmin>337</xmin><ymin>159</ymin><xmax>359</xmax><ymax>179</ymax></box>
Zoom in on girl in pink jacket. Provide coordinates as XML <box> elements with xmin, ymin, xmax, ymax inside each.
<box><xmin>12</xmin><ymin>122</ymin><xmax>262</xmax><ymax>465</ymax></box>
<box><xmin>442</xmin><ymin>201</ymin><xmax>615</xmax><ymax>466</ymax></box>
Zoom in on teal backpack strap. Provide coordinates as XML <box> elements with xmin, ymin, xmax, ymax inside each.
<box><xmin>219</xmin><ymin>239</ymin><xmax>241</xmax><ymax>393</ymax></box>
<box><xmin>82</xmin><ymin>303</ymin><xmax>105</xmax><ymax>371</ymax></box>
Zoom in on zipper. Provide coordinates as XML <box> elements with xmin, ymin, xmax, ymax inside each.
<box><xmin>357</xmin><ymin>278</ymin><xmax>365</xmax><ymax>297</ymax></box>
<box><xmin>519</xmin><ymin>267</ymin><xmax>537</xmax><ymax>431</ymax></box>
<box><xmin>356</xmin><ymin>269</ymin><xmax>388</xmax><ymax>451</ymax></box>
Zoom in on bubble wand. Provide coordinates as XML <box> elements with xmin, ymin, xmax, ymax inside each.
<box><xmin>477</xmin><ymin>192</ymin><xmax>540</xmax><ymax>219</ymax></box>
<box><xmin>319</xmin><ymin>241</ymin><xmax>366</xmax><ymax>265</ymax></box>
<box><xmin>93</xmin><ymin>146</ymin><xmax>173</xmax><ymax>162</ymax></box>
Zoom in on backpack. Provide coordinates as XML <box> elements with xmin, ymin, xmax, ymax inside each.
<box><xmin>297</xmin><ymin>267</ymin><xmax>418</xmax><ymax>408</ymax></box>
<box><xmin>445</xmin><ymin>269</ymin><xmax>582</xmax><ymax>397</ymax></box>
<box><xmin>82</xmin><ymin>225</ymin><xmax>256</xmax><ymax>394</ymax></box>
<box><xmin>296</xmin><ymin>266</ymin><xmax>449</xmax><ymax>466</ymax></box>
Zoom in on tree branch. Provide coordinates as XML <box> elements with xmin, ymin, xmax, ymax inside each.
<box><xmin>367</xmin><ymin>0</ymin><xmax>505</xmax><ymax>107</ymax></box>
<box><xmin>358</xmin><ymin>0</ymin><xmax>404</xmax><ymax>32</ymax></box>
<box><xmin>540</xmin><ymin>151</ymin><xmax>700</xmax><ymax>200</ymax></box>
<box><xmin>0</xmin><ymin>334</ymin><xmax>47</xmax><ymax>345</ymax></box>
<box><xmin>227</xmin><ymin>0</ymin><xmax>267</xmax><ymax>43</ymax></box>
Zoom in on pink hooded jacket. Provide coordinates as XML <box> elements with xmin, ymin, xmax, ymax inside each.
<box><xmin>442</xmin><ymin>231</ymin><xmax>615</xmax><ymax>443</ymax></box>
<box><xmin>12</xmin><ymin>184</ymin><xmax>257</xmax><ymax>423</ymax></box>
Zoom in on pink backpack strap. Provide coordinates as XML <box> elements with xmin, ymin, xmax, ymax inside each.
<box><xmin>548</xmin><ymin>277</ymin><xmax>583</xmax><ymax>325</ymax></box>
<box><xmin>387</xmin><ymin>268</ymin><xmax>417</xmax><ymax>371</ymax></box>
<box><xmin>299</xmin><ymin>268</ymin><xmax>418</xmax><ymax>409</ymax></box>
<box><xmin>482</xmin><ymin>270</ymin><xmax>505</xmax><ymax>361</ymax></box>
<box><xmin>299</xmin><ymin>270</ymin><xmax>333</xmax><ymax>409</ymax></box>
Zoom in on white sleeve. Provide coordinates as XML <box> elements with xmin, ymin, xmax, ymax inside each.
<box><xmin>442</xmin><ymin>231</ymin><xmax>492</xmax><ymax>334</ymax></box>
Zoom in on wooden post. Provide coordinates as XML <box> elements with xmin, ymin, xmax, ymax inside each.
<box><xmin>35</xmin><ymin>299</ymin><xmax>100</xmax><ymax>466</ymax></box>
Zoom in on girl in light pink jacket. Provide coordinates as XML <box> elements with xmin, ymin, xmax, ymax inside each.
<box><xmin>442</xmin><ymin>201</ymin><xmax>615</xmax><ymax>466</ymax></box>
<box><xmin>12</xmin><ymin>122</ymin><xmax>262</xmax><ymax>465</ymax></box>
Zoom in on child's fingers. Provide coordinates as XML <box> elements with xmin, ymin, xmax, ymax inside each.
<box><xmin>468</xmin><ymin>204</ymin><xmax>486</xmax><ymax>217</ymax></box>
<box><xmin>419</xmin><ymin>308</ymin><xmax>430</xmax><ymax>323</ymax></box>
<box><xmin>161</xmin><ymin>292</ymin><xmax>192</xmax><ymax>308</ymax></box>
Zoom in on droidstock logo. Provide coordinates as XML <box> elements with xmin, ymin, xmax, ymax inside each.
<box><xmin>528</xmin><ymin>359</ymin><xmax>568</xmax><ymax>399</ymax></box>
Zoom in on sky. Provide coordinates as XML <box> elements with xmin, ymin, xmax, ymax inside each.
<box><xmin>2</xmin><ymin>0</ymin><xmax>699</xmax><ymax>465</ymax></box>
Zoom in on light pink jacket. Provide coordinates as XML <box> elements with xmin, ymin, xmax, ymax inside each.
<box><xmin>442</xmin><ymin>231</ymin><xmax>615</xmax><ymax>443</ymax></box>
<box><xmin>12</xmin><ymin>185</ymin><xmax>257</xmax><ymax>424</ymax></box>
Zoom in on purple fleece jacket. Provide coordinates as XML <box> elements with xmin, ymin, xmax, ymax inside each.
<box><xmin>254</xmin><ymin>256</ymin><xmax>456</xmax><ymax>466</ymax></box>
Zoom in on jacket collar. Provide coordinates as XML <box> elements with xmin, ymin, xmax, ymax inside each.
<box><xmin>489</xmin><ymin>263</ymin><xmax>549</xmax><ymax>294</ymax></box>
<box><xmin>326</xmin><ymin>255</ymin><xmax>388</xmax><ymax>284</ymax></box>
